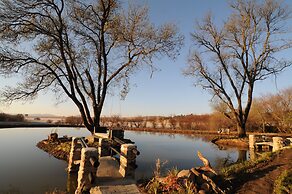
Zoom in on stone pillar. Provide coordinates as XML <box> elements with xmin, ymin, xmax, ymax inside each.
<box><xmin>249</xmin><ymin>135</ymin><xmax>256</xmax><ymax>149</ymax></box>
<box><xmin>68</xmin><ymin>137</ymin><xmax>82</xmax><ymax>173</ymax></box>
<box><xmin>76</xmin><ymin>147</ymin><xmax>99</xmax><ymax>192</ymax></box>
<box><xmin>249</xmin><ymin>147</ymin><xmax>256</xmax><ymax>161</ymax></box>
<box><xmin>249</xmin><ymin>135</ymin><xmax>257</xmax><ymax>160</ymax></box>
<box><xmin>119</xmin><ymin>144</ymin><xmax>137</xmax><ymax>178</ymax></box>
<box><xmin>273</xmin><ymin>137</ymin><xmax>284</xmax><ymax>152</ymax></box>
<box><xmin>98</xmin><ymin>138</ymin><xmax>110</xmax><ymax>157</ymax></box>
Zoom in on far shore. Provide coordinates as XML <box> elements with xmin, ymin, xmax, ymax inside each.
<box><xmin>0</xmin><ymin>121</ymin><xmax>82</xmax><ymax>128</ymax></box>
<box><xmin>1</xmin><ymin>122</ymin><xmax>292</xmax><ymax>138</ymax></box>
<box><xmin>124</xmin><ymin>127</ymin><xmax>292</xmax><ymax>138</ymax></box>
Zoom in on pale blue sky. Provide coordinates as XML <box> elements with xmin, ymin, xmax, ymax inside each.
<box><xmin>1</xmin><ymin>0</ymin><xmax>292</xmax><ymax>116</ymax></box>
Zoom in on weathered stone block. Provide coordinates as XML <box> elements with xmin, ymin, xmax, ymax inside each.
<box><xmin>273</xmin><ymin>137</ymin><xmax>284</xmax><ymax>152</ymax></box>
<box><xmin>77</xmin><ymin>147</ymin><xmax>98</xmax><ymax>190</ymax></box>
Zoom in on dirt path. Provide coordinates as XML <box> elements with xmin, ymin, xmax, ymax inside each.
<box><xmin>233</xmin><ymin>148</ymin><xmax>292</xmax><ymax>194</ymax></box>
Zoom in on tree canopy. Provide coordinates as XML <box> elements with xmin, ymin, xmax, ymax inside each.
<box><xmin>185</xmin><ymin>0</ymin><xmax>292</xmax><ymax>137</ymax></box>
<box><xmin>0</xmin><ymin>0</ymin><xmax>183</xmax><ymax>133</ymax></box>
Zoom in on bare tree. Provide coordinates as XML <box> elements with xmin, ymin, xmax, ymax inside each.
<box><xmin>252</xmin><ymin>87</ymin><xmax>292</xmax><ymax>133</ymax></box>
<box><xmin>185</xmin><ymin>0</ymin><xmax>292</xmax><ymax>137</ymax></box>
<box><xmin>0</xmin><ymin>0</ymin><xmax>183</xmax><ymax>133</ymax></box>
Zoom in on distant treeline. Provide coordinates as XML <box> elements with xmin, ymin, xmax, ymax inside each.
<box><xmin>2</xmin><ymin>87</ymin><xmax>291</xmax><ymax>133</ymax></box>
<box><xmin>100</xmin><ymin>87</ymin><xmax>292</xmax><ymax>134</ymax></box>
<box><xmin>0</xmin><ymin>113</ymin><xmax>25</xmax><ymax>122</ymax></box>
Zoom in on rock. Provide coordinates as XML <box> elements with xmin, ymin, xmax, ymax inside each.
<box><xmin>177</xmin><ymin>169</ymin><xmax>196</xmax><ymax>182</ymax></box>
<box><xmin>48</xmin><ymin>132</ymin><xmax>58</xmax><ymax>142</ymax></box>
<box><xmin>177</xmin><ymin>169</ymin><xmax>191</xmax><ymax>178</ymax></box>
<box><xmin>201</xmin><ymin>183</ymin><xmax>210</xmax><ymax>192</ymax></box>
<box><xmin>198</xmin><ymin>190</ymin><xmax>206</xmax><ymax>194</ymax></box>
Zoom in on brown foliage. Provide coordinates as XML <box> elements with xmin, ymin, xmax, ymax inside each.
<box><xmin>0</xmin><ymin>113</ymin><xmax>25</xmax><ymax>122</ymax></box>
<box><xmin>185</xmin><ymin>0</ymin><xmax>292</xmax><ymax>137</ymax></box>
<box><xmin>64</xmin><ymin>116</ymin><xmax>83</xmax><ymax>126</ymax></box>
<box><xmin>250</xmin><ymin>87</ymin><xmax>292</xmax><ymax>133</ymax></box>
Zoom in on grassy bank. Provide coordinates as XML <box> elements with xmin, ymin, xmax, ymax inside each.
<box><xmin>273</xmin><ymin>169</ymin><xmax>292</xmax><ymax>194</ymax></box>
<box><xmin>220</xmin><ymin>147</ymin><xmax>292</xmax><ymax>193</ymax></box>
<box><xmin>221</xmin><ymin>151</ymin><xmax>276</xmax><ymax>178</ymax></box>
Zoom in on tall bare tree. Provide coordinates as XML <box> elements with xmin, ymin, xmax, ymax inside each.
<box><xmin>0</xmin><ymin>0</ymin><xmax>183</xmax><ymax>133</ymax></box>
<box><xmin>185</xmin><ymin>0</ymin><xmax>292</xmax><ymax>137</ymax></box>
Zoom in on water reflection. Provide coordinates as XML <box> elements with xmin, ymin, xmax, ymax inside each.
<box><xmin>0</xmin><ymin>128</ymin><xmax>248</xmax><ymax>193</ymax></box>
<box><xmin>0</xmin><ymin>127</ymin><xmax>91</xmax><ymax>193</ymax></box>
<box><xmin>67</xmin><ymin>174</ymin><xmax>78</xmax><ymax>194</ymax></box>
<box><xmin>124</xmin><ymin>131</ymin><xmax>248</xmax><ymax>179</ymax></box>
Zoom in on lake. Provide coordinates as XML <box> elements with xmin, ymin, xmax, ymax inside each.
<box><xmin>0</xmin><ymin>127</ymin><xmax>247</xmax><ymax>193</ymax></box>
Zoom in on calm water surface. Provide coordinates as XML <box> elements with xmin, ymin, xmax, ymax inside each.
<box><xmin>0</xmin><ymin>128</ymin><xmax>247</xmax><ymax>193</ymax></box>
<box><xmin>124</xmin><ymin>131</ymin><xmax>247</xmax><ymax>179</ymax></box>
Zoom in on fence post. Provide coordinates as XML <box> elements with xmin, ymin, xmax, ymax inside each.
<box><xmin>77</xmin><ymin>147</ymin><xmax>99</xmax><ymax>191</ymax></box>
<box><xmin>248</xmin><ymin>135</ymin><xmax>257</xmax><ymax>160</ymax></box>
<box><xmin>68</xmin><ymin>137</ymin><xmax>81</xmax><ymax>173</ymax></box>
<box><xmin>249</xmin><ymin>135</ymin><xmax>256</xmax><ymax>149</ymax></box>
<box><xmin>119</xmin><ymin>144</ymin><xmax>137</xmax><ymax>177</ymax></box>
<box><xmin>272</xmin><ymin>137</ymin><xmax>284</xmax><ymax>152</ymax></box>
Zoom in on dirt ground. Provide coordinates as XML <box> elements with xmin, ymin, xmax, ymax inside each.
<box><xmin>232</xmin><ymin>148</ymin><xmax>292</xmax><ymax>194</ymax></box>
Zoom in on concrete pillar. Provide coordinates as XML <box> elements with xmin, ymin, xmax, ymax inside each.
<box><xmin>273</xmin><ymin>137</ymin><xmax>284</xmax><ymax>152</ymax></box>
<box><xmin>119</xmin><ymin>144</ymin><xmax>137</xmax><ymax>177</ymax></box>
<box><xmin>77</xmin><ymin>147</ymin><xmax>99</xmax><ymax>192</ymax></box>
<box><xmin>249</xmin><ymin>135</ymin><xmax>256</xmax><ymax>149</ymax></box>
<box><xmin>98</xmin><ymin>138</ymin><xmax>110</xmax><ymax>157</ymax></box>
<box><xmin>68</xmin><ymin>137</ymin><xmax>82</xmax><ymax>173</ymax></box>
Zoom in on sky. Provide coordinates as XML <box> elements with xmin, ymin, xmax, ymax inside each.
<box><xmin>1</xmin><ymin>0</ymin><xmax>292</xmax><ymax>117</ymax></box>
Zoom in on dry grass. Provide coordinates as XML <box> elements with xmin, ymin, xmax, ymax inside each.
<box><xmin>221</xmin><ymin>151</ymin><xmax>276</xmax><ymax>178</ymax></box>
<box><xmin>273</xmin><ymin>170</ymin><xmax>292</xmax><ymax>194</ymax></box>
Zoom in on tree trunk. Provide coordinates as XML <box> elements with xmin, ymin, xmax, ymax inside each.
<box><xmin>237</xmin><ymin>123</ymin><xmax>246</xmax><ymax>138</ymax></box>
<box><xmin>94</xmin><ymin>112</ymin><xmax>102</xmax><ymax>133</ymax></box>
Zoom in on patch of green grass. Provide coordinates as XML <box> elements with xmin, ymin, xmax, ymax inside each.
<box><xmin>273</xmin><ymin>170</ymin><xmax>292</xmax><ymax>194</ymax></box>
<box><xmin>221</xmin><ymin>151</ymin><xmax>276</xmax><ymax>177</ymax></box>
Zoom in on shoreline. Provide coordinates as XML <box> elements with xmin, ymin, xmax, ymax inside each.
<box><xmin>1</xmin><ymin>123</ymin><xmax>291</xmax><ymax>137</ymax></box>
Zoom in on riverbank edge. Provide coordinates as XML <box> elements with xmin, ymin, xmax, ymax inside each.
<box><xmin>36</xmin><ymin>139</ymin><xmax>71</xmax><ymax>162</ymax></box>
